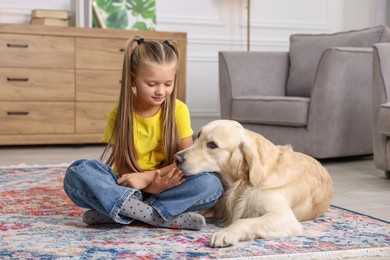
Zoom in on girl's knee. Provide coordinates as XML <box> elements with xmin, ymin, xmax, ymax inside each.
<box><xmin>65</xmin><ymin>159</ymin><xmax>88</xmax><ymax>179</ymax></box>
<box><xmin>64</xmin><ymin>160</ymin><xmax>85</xmax><ymax>188</ymax></box>
<box><xmin>68</xmin><ymin>159</ymin><xmax>87</xmax><ymax>168</ymax></box>
<box><xmin>205</xmin><ymin>173</ymin><xmax>223</xmax><ymax>188</ymax></box>
<box><xmin>195</xmin><ymin>173</ymin><xmax>224</xmax><ymax>196</ymax></box>
<box><xmin>184</xmin><ymin>173</ymin><xmax>224</xmax><ymax>212</ymax></box>
<box><xmin>65</xmin><ymin>160</ymin><xmax>118</xmax><ymax>189</ymax></box>
<box><xmin>65</xmin><ymin>159</ymin><xmax>104</xmax><ymax>185</ymax></box>
<box><xmin>66</xmin><ymin>159</ymin><xmax>106</xmax><ymax>175</ymax></box>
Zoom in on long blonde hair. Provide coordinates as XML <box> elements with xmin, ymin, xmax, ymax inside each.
<box><xmin>101</xmin><ymin>37</ymin><xmax>181</xmax><ymax>176</ymax></box>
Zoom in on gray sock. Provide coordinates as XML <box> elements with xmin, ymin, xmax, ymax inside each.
<box><xmin>82</xmin><ymin>209</ymin><xmax>116</xmax><ymax>225</ymax></box>
<box><xmin>120</xmin><ymin>198</ymin><xmax>205</xmax><ymax>230</ymax></box>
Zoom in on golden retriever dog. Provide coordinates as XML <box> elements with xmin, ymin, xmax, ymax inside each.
<box><xmin>174</xmin><ymin>120</ymin><xmax>333</xmax><ymax>247</ymax></box>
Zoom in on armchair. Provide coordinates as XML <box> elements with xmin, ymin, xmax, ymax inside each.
<box><xmin>372</xmin><ymin>43</ymin><xmax>390</xmax><ymax>177</ymax></box>
<box><xmin>219</xmin><ymin>26</ymin><xmax>390</xmax><ymax>158</ymax></box>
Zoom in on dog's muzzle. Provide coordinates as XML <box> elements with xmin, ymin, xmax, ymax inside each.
<box><xmin>174</xmin><ymin>153</ymin><xmax>185</xmax><ymax>171</ymax></box>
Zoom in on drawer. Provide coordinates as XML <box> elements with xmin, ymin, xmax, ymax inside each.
<box><xmin>0</xmin><ymin>68</ymin><xmax>74</xmax><ymax>101</ymax></box>
<box><xmin>0</xmin><ymin>102</ymin><xmax>74</xmax><ymax>134</ymax></box>
<box><xmin>76</xmin><ymin>38</ymin><xmax>126</xmax><ymax>70</ymax></box>
<box><xmin>76</xmin><ymin>70</ymin><xmax>121</xmax><ymax>101</ymax></box>
<box><xmin>0</xmin><ymin>34</ymin><xmax>74</xmax><ymax>68</ymax></box>
<box><xmin>76</xmin><ymin>102</ymin><xmax>116</xmax><ymax>133</ymax></box>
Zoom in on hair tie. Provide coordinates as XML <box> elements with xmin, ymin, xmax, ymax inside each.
<box><xmin>163</xmin><ymin>40</ymin><xmax>174</xmax><ymax>50</ymax></box>
<box><xmin>137</xmin><ymin>38</ymin><xmax>144</xmax><ymax>45</ymax></box>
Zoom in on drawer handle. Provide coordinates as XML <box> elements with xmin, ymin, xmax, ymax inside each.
<box><xmin>7</xmin><ymin>111</ymin><xmax>29</xmax><ymax>116</ymax></box>
<box><xmin>6</xmin><ymin>43</ymin><xmax>29</xmax><ymax>48</ymax></box>
<box><xmin>119</xmin><ymin>48</ymin><xmax>125</xmax><ymax>52</ymax></box>
<box><xmin>7</xmin><ymin>77</ymin><xmax>29</xmax><ymax>82</ymax></box>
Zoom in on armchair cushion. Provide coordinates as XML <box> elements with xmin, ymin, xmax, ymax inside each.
<box><xmin>231</xmin><ymin>96</ymin><xmax>310</xmax><ymax>127</ymax></box>
<box><xmin>378</xmin><ymin>102</ymin><xmax>390</xmax><ymax>136</ymax></box>
<box><xmin>287</xmin><ymin>25</ymin><xmax>390</xmax><ymax>97</ymax></box>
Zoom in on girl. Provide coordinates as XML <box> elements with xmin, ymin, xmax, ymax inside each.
<box><xmin>63</xmin><ymin>37</ymin><xmax>223</xmax><ymax>230</ymax></box>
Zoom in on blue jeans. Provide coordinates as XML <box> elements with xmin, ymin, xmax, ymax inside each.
<box><xmin>63</xmin><ymin>159</ymin><xmax>223</xmax><ymax>224</ymax></box>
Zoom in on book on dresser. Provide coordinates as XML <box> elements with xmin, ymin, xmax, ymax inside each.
<box><xmin>31</xmin><ymin>9</ymin><xmax>69</xmax><ymax>27</ymax></box>
<box><xmin>31</xmin><ymin>18</ymin><xmax>69</xmax><ymax>27</ymax></box>
<box><xmin>0</xmin><ymin>24</ymin><xmax>187</xmax><ymax>146</ymax></box>
<box><xmin>31</xmin><ymin>9</ymin><xmax>68</xmax><ymax>20</ymax></box>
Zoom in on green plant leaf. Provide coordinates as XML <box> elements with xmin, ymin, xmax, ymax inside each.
<box><xmin>147</xmin><ymin>25</ymin><xmax>156</xmax><ymax>31</ymax></box>
<box><xmin>125</xmin><ymin>0</ymin><xmax>135</xmax><ymax>10</ymax></box>
<box><xmin>106</xmin><ymin>9</ymin><xmax>128</xmax><ymax>29</ymax></box>
<box><xmin>126</xmin><ymin>0</ymin><xmax>155</xmax><ymax>20</ymax></box>
<box><xmin>142</xmin><ymin>11</ymin><xmax>156</xmax><ymax>22</ymax></box>
<box><xmin>94</xmin><ymin>0</ymin><xmax>156</xmax><ymax>29</ymax></box>
<box><xmin>95</xmin><ymin>0</ymin><xmax>122</xmax><ymax>13</ymax></box>
<box><xmin>131</xmin><ymin>21</ymin><xmax>148</xmax><ymax>30</ymax></box>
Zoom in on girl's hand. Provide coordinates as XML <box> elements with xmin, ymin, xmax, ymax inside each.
<box><xmin>117</xmin><ymin>172</ymin><xmax>151</xmax><ymax>190</ymax></box>
<box><xmin>144</xmin><ymin>167</ymin><xmax>185</xmax><ymax>194</ymax></box>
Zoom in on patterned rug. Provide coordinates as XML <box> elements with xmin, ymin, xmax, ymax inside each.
<box><xmin>1</xmin><ymin>165</ymin><xmax>390</xmax><ymax>259</ymax></box>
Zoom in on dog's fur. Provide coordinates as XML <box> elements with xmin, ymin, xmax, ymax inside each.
<box><xmin>174</xmin><ymin>120</ymin><xmax>333</xmax><ymax>247</ymax></box>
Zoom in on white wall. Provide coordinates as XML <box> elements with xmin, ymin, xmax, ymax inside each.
<box><xmin>0</xmin><ymin>0</ymin><xmax>388</xmax><ymax>131</ymax></box>
<box><xmin>154</xmin><ymin>0</ymin><xmax>374</xmax><ymax>131</ymax></box>
<box><xmin>343</xmin><ymin>0</ymin><xmax>378</xmax><ymax>30</ymax></box>
<box><xmin>0</xmin><ymin>0</ymin><xmax>71</xmax><ymax>24</ymax></box>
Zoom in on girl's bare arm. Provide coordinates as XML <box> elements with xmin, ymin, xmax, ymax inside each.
<box><xmin>118</xmin><ymin>136</ymin><xmax>194</xmax><ymax>192</ymax></box>
<box><xmin>142</xmin><ymin>136</ymin><xmax>193</xmax><ymax>193</ymax></box>
<box><xmin>117</xmin><ymin>164</ymin><xmax>175</xmax><ymax>190</ymax></box>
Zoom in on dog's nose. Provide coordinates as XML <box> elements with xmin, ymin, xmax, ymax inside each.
<box><xmin>174</xmin><ymin>153</ymin><xmax>185</xmax><ymax>164</ymax></box>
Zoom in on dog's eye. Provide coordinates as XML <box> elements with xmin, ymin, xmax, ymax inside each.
<box><xmin>206</xmin><ymin>141</ymin><xmax>218</xmax><ymax>149</ymax></box>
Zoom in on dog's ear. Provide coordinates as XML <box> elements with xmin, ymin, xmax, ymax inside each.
<box><xmin>228</xmin><ymin>144</ymin><xmax>246</xmax><ymax>180</ymax></box>
<box><xmin>241</xmin><ymin>130</ymin><xmax>278</xmax><ymax>186</ymax></box>
<box><xmin>241</xmin><ymin>133</ymin><xmax>266</xmax><ymax>186</ymax></box>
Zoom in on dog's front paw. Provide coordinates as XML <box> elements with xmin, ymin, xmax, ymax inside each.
<box><xmin>210</xmin><ymin>228</ymin><xmax>240</xmax><ymax>248</ymax></box>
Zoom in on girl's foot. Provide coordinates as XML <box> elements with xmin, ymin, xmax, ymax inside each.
<box><xmin>82</xmin><ymin>209</ymin><xmax>116</xmax><ymax>225</ymax></box>
<box><xmin>120</xmin><ymin>198</ymin><xmax>205</xmax><ymax>230</ymax></box>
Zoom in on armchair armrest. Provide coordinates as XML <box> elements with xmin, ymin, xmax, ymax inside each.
<box><xmin>378</xmin><ymin>102</ymin><xmax>390</xmax><ymax>136</ymax></box>
<box><xmin>219</xmin><ymin>51</ymin><xmax>289</xmax><ymax>119</ymax></box>
<box><xmin>373</xmin><ymin>43</ymin><xmax>390</xmax><ymax>106</ymax></box>
<box><xmin>307</xmin><ymin>47</ymin><xmax>373</xmax><ymax>157</ymax></box>
<box><xmin>373</xmin><ymin>43</ymin><xmax>390</xmax><ymax>170</ymax></box>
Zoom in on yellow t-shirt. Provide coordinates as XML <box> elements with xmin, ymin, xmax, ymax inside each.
<box><xmin>102</xmin><ymin>99</ymin><xmax>193</xmax><ymax>171</ymax></box>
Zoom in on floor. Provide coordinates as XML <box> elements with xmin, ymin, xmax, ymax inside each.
<box><xmin>1</xmin><ymin>145</ymin><xmax>389</xmax><ymax>259</ymax></box>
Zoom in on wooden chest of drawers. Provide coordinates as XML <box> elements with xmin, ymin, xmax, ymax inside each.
<box><xmin>0</xmin><ymin>24</ymin><xmax>187</xmax><ymax>145</ymax></box>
